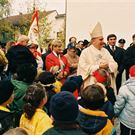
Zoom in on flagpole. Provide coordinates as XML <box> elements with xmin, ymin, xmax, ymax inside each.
<box><xmin>33</xmin><ymin>0</ymin><xmax>36</xmax><ymax>11</ymax></box>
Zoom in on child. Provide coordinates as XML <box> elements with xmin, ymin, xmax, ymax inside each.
<box><xmin>79</xmin><ymin>70</ymin><xmax>115</xmax><ymax>120</ymax></box>
<box><xmin>93</xmin><ymin>69</ymin><xmax>116</xmax><ymax>105</ymax></box>
<box><xmin>20</xmin><ymin>83</ymin><xmax>53</xmax><ymax>135</ymax></box>
<box><xmin>0</xmin><ymin>80</ymin><xmax>15</xmax><ymax>134</ymax></box>
<box><xmin>61</xmin><ymin>75</ymin><xmax>83</xmax><ymax>99</ymax></box>
<box><xmin>78</xmin><ymin>84</ymin><xmax>116</xmax><ymax>135</ymax></box>
<box><xmin>92</xmin><ymin>69</ymin><xmax>116</xmax><ymax>121</ymax></box>
<box><xmin>10</xmin><ymin>63</ymin><xmax>37</xmax><ymax>126</ymax></box>
<box><xmin>35</xmin><ymin>71</ymin><xmax>57</xmax><ymax>115</ymax></box>
<box><xmin>43</xmin><ymin>91</ymin><xmax>86</xmax><ymax>135</ymax></box>
<box><xmin>114</xmin><ymin>65</ymin><xmax>135</xmax><ymax>135</ymax></box>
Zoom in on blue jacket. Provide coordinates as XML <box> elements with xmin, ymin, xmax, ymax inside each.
<box><xmin>78</xmin><ymin>107</ymin><xmax>116</xmax><ymax>135</ymax></box>
<box><xmin>114</xmin><ymin>77</ymin><xmax>135</xmax><ymax>129</ymax></box>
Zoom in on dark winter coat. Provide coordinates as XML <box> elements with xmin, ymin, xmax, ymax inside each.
<box><xmin>6</xmin><ymin>44</ymin><xmax>37</xmax><ymax>74</ymax></box>
<box><xmin>0</xmin><ymin>109</ymin><xmax>15</xmax><ymax>134</ymax></box>
<box><xmin>43</xmin><ymin>126</ymin><xmax>86</xmax><ymax>135</ymax></box>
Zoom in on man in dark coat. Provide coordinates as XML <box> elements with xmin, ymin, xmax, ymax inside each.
<box><xmin>6</xmin><ymin>35</ymin><xmax>37</xmax><ymax>75</ymax></box>
<box><xmin>123</xmin><ymin>34</ymin><xmax>135</xmax><ymax>80</ymax></box>
<box><xmin>105</xmin><ymin>34</ymin><xmax>125</xmax><ymax>92</ymax></box>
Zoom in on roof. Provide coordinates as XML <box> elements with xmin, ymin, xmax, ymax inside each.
<box><xmin>55</xmin><ymin>14</ymin><xmax>66</xmax><ymax>19</ymax></box>
<box><xmin>4</xmin><ymin>10</ymin><xmax>58</xmax><ymax>25</ymax></box>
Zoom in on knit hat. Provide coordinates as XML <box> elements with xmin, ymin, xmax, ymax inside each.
<box><xmin>0</xmin><ymin>80</ymin><xmax>14</xmax><ymax>104</ymax></box>
<box><xmin>90</xmin><ymin>22</ymin><xmax>103</xmax><ymax>38</ymax></box>
<box><xmin>129</xmin><ymin>65</ymin><xmax>135</xmax><ymax>77</ymax></box>
<box><xmin>83</xmin><ymin>39</ymin><xmax>89</xmax><ymax>46</ymax></box>
<box><xmin>68</xmin><ymin>75</ymin><xmax>83</xmax><ymax>91</ymax></box>
<box><xmin>61</xmin><ymin>80</ymin><xmax>77</xmax><ymax>93</ymax></box>
<box><xmin>93</xmin><ymin>70</ymin><xmax>107</xmax><ymax>83</ymax></box>
<box><xmin>50</xmin><ymin>91</ymin><xmax>79</xmax><ymax>122</ymax></box>
<box><xmin>67</xmin><ymin>43</ymin><xmax>76</xmax><ymax>49</ymax></box>
<box><xmin>61</xmin><ymin>80</ymin><xmax>78</xmax><ymax>99</ymax></box>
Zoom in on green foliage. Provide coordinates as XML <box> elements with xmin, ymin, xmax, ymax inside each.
<box><xmin>16</xmin><ymin>15</ymin><xmax>31</xmax><ymax>35</ymax></box>
<box><xmin>57</xmin><ymin>31</ymin><xmax>65</xmax><ymax>49</ymax></box>
<box><xmin>57</xmin><ymin>23</ymin><xmax>65</xmax><ymax>49</ymax></box>
<box><xmin>0</xmin><ymin>19</ymin><xmax>13</xmax><ymax>42</ymax></box>
<box><xmin>0</xmin><ymin>0</ymin><xmax>10</xmax><ymax>19</ymax></box>
<box><xmin>38</xmin><ymin>13</ymin><xmax>52</xmax><ymax>48</ymax></box>
<box><xmin>0</xmin><ymin>9</ymin><xmax>52</xmax><ymax>44</ymax></box>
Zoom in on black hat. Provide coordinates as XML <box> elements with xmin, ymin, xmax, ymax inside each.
<box><xmin>50</xmin><ymin>91</ymin><xmax>79</xmax><ymax>122</ymax></box>
<box><xmin>118</xmin><ymin>39</ymin><xmax>126</xmax><ymax>44</ymax></box>
<box><xmin>0</xmin><ymin>80</ymin><xmax>14</xmax><ymax>104</ymax></box>
<box><xmin>83</xmin><ymin>39</ymin><xmax>89</xmax><ymax>46</ymax></box>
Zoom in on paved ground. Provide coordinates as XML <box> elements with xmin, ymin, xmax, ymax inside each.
<box><xmin>114</xmin><ymin>118</ymin><xmax>120</xmax><ymax>134</ymax></box>
<box><xmin>114</xmin><ymin>71</ymin><xmax>127</xmax><ymax>135</ymax></box>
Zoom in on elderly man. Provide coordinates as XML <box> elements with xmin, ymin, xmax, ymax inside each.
<box><xmin>6</xmin><ymin>35</ymin><xmax>37</xmax><ymax>75</ymax></box>
<box><xmin>77</xmin><ymin>22</ymin><xmax>118</xmax><ymax>93</ymax></box>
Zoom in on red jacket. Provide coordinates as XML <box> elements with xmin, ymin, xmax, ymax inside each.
<box><xmin>46</xmin><ymin>52</ymin><xmax>70</xmax><ymax>74</ymax></box>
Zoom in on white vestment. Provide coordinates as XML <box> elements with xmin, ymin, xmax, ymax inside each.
<box><xmin>77</xmin><ymin>45</ymin><xmax>118</xmax><ymax>94</ymax></box>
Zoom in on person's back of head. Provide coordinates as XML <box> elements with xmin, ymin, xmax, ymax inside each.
<box><xmin>35</xmin><ymin>71</ymin><xmax>56</xmax><ymax>85</ymax></box>
<box><xmin>0</xmin><ymin>80</ymin><xmax>14</xmax><ymax>105</ymax></box>
<box><xmin>129</xmin><ymin>65</ymin><xmax>135</xmax><ymax>77</ymax></box>
<box><xmin>3</xmin><ymin>127</ymin><xmax>28</xmax><ymax>135</ymax></box>
<box><xmin>16</xmin><ymin>63</ymin><xmax>37</xmax><ymax>84</ymax></box>
<box><xmin>81</xmin><ymin>84</ymin><xmax>105</xmax><ymax>110</ymax></box>
<box><xmin>61</xmin><ymin>80</ymin><xmax>78</xmax><ymax>98</ymax></box>
<box><xmin>50</xmin><ymin>91</ymin><xmax>79</xmax><ymax>124</ymax></box>
<box><xmin>23</xmin><ymin>83</ymin><xmax>47</xmax><ymax>120</ymax></box>
<box><xmin>61</xmin><ymin>75</ymin><xmax>83</xmax><ymax>98</ymax></box>
<box><xmin>93</xmin><ymin>69</ymin><xmax>111</xmax><ymax>87</ymax></box>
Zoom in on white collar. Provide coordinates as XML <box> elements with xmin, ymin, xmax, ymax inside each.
<box><xmin>52</xmin><ymin>51</ymin><xmax>60</xmax><ymax>58</ymax></box>
<box><xmin>109</xmin><ymin>45</ymin><xmax>116</xmax><ymax>50</ymax></box>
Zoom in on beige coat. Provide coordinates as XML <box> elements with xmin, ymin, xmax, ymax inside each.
<box><xmin>77</xmin><ymin>45</ymin><xmax>118</xmax><ymax>94</ymax></box>
<box><xmin>64</xmin><ymin>53</ymin><xmax>79</xmax><ymax>76</ymax></box>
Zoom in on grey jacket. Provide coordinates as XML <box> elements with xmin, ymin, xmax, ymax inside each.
<box><xmin>114</xmin><ymin>77</ymin><xmax>135</xmax><ymax>129</ymax></box>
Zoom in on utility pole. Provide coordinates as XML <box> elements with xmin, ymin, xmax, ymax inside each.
<box><xmin>64</xmin><ymin>0</ymin><xmax>67</xmax><ymax>48</ymax></box>
<box><xmin>33</xmin><ymin>0</ymin><xmax>36</xmax><ymax>11</ymax></box>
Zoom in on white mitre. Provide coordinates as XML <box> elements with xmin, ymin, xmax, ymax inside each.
<box><xmin>90</xmin><ymin>22</ymin><xmax>103</xmax><ymax>38</ymax></box>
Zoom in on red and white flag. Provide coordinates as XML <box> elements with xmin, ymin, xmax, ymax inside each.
<box><xmin>28</xmin><ymin>10</ymin><xmax>39</xmax><ymax>45</ymax></box>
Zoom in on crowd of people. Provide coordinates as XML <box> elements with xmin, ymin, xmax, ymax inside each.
<box><xmin>0</xmin><ymin>22</ymin><xmax>135</xmax><ymax>135</ymax></box>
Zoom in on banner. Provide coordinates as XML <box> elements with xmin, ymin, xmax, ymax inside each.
<box><xmin>28</xmin><ymin>10</ymin><xmax>39</xmax><ymax>45</ymax></box>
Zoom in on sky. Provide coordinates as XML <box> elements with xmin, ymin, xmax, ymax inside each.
<box><xmin>66</xmin><ymin>0</ymin><xmax>135</xmax><ymax>48</ymax></box>
<box><xmin>10</xmin><ymin>0</ymin><xmax>135</xmax><ymax>48</ymax></box>
<box><xmin>10</xmin><ymin>0</ymin><xmax>65</xmax><ymax>15</ymax></box>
